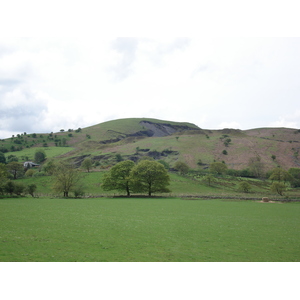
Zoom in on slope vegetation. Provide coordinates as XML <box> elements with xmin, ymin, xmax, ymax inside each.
<box><xmin>1</xmin><ymin>118</ymin><xmax>300</xmax><ymax>171</ymax></box>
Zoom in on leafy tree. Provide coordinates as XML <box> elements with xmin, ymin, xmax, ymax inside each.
<box><xmin>81</xmin><ymin>158</ymin><xmax>93</xmax><ymax>173</ymax></box>
<box><xmin>288</xmin><ymin>167</ymin><xmax>300</xmax><ymax>187</ymax></box>
<box><xmin>158</xmin><ymin>160</ymin><xmax>170</xmax><ymax>170</ymax></box>
<box><xmin>13</xmin><ymin>182</ymin><xmax>26</xmax><ymax>195</ymax></box>
<box><xmin>7</xmin><ymin>155</ymin><xmax>18</xmax><ymax>162</ymax></box>
<box><xmin>202</xmin><ymin>174</ymin><xmax>216</xmax><ymax>186</ymax></box>
<box><xmin>34</xmin><ymin>149</ymin><xmax>46</xmax><ymax>164</ymax></box>
<box><xmin>174</xmin><ymin>161</ymin><xmax>189</xmax><ymax>174</ymax></box>
<box><xmin>7</xmin><ymin>162</ymin><xmax>24</xmax><ymax>179</ymax></box>
<box><xmin>0</xmin><ymin>163</ymin><xmax>8</xmax><ymax>193</ymax></box>
<box><xmin>25</xmin><ymin>169</ymin><xmax>35</xmax><ymax>177</ymax></box>
<box><xmin>43</xmin><ymin>160</ymin><xmax>57</xmax><ymax>175</ymax></box>
<box><xmin>248</xmin><ymin>156</ymin><xmax>265</xmax><ymax>178</ymax></box>
<box><xmin>4</xmin><ymin>181</ymin><xmax>15</xmax><ymax>195</ymax></box>
<box><xmin>102</xmin><ymin>160</ymin><xmax>135</xmax><ymax>196</ymax></box>
<box><xmin>115</xmin><ymin>154</ymin><xmax>123</xmax><ymax>162</ymax></box>
<box><xmin>270</xmin><ymin>182</ymin><xmax>286</xmax><ymax>196</ymax></box>
<box><xmin>269</xmin><ymin>167</ymin><xmax>293</xmax><ymax>184</ymax></box>
<box><xmin>130</xmin><ymin>160</ymin><xmax>171</xmax><ymax>196</ymax></box>
<box><xmin>209</xmin><ymin>162</ymin><xmax>228</xmax><ymax>175</ymax></box>
<box><xmin>224</xmin><ymin>138</ymin><xmax>231</xmax><ymax>147</ymax></box>
<box><xmin>288</xmin><ymin>167</ymin><xmax>300</xmax><ymax>179</ymax></box>
<box><xmin>0</xmin><ymin>163</ymin><xmax>8</xmax><ymax>180</ymax></box>
<box><xmin>52</xmin><ymin>162</ymin><xmax>83</xmax><ymax>197</ymax></box>
<box><xmin>26</xmin><ymin>184</ymin><xmax>37</xmax><ymax>197</ymax></box>
<box><xmin>0</xmin><ymin>152</ymin><xmax>6</xmax><ymax>164</ymax></box>
<box><xmin>222</xmin><ymin>150</ymin><xmax>228</xmax><ymax>155</ymax></box>
<box><xmin>238</xmin><ymin>181</ymin><xmax>252</xmax><ymax>193</ymax></box>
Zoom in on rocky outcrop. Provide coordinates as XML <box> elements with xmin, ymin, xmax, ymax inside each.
<box><xmin>139</xmin><ymin>121</ymin><xmax>200</xmax><ymax>137</ymax></box>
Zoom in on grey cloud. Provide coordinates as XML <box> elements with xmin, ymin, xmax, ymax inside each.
<box><xmin>0</xmin><ymin>86</ymin><xmax>48</xmax><ymax>136</ymax></box>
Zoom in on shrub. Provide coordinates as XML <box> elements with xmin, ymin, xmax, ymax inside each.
<box><xmin>13</xmin><ymin>182</ymin><xmax>26</xmax><ymax>195</ymax></box>
<box><xmin>238</xmin><ymin>181</ymin><xmax>252</xmax><ymax>193</ymax></box>
<box><xmin>34</xmin><ymin>149</ymin><xmax>46</xmax><ymax>164</ymax></box>
<box><xmin>174</xmin><ymin>161</ymin><xmax>189</xmax><ymax>174</ymax></box>
<box><xmin>270</xmin><ymin>182</ymin><xmax>286</xmax><ymax>196</ymax></box>
<box><xmin>33</xmin><ymin>171</ymin><xmax>46</xmax><ymax>177</ymax></box>
<box><xmin>26</xmin><ymin>184</ymin><xmax>37</xmax><ymax>197</ymax></box>
<box><xmin>25</xmin><ymin>169</ymin><xmax>35</xmax><ymax>177</ymax></box>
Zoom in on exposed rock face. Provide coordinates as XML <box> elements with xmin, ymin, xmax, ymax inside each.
<box><xmin>99</xmin><ymin>121</ymin><xmax>200</xmax><ymax>144</ymax></box>
<box><xmin>139</xmin><ymin>121</ymin><xmax>199</xmax><ymax>137</ymax></box>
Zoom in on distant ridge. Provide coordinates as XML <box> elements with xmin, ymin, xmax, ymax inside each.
<box><xmin>1</xmin><ymin>118</ymin><xmax>300</xmax><ymax>171</ymax></box>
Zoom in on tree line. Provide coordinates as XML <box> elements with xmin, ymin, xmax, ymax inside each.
<box><xmin>1</xmin><ymin>148</ymin><xmax>300</xmax><ymax>198</ymax></box>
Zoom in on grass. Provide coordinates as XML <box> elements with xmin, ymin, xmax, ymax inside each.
<box><xmin>5</xmin><ymin>147</ymin><xmax>74</xmax><ymax>161</ymax></box>
<box><xmin>1</xmin><ymin>197</ymin><xmax>299</xmax><ymax>262</ymax></box>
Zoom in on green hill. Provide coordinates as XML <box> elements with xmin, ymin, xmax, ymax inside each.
<box><xmin>1</xmin><ymin>118</ymin><xmax>300</xmax><ymax>172</ymax></box>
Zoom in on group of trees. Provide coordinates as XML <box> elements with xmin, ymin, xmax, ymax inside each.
<box><xmin>2</xmin><ymin>143</ymin><xmax>300</xmax><ymax>198</ymax></box>
<box><xmin>102</xmin><ymin>160</ymin><xmax>170</xmax><ymax>196</ymax></box>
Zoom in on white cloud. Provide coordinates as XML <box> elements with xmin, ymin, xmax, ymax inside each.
<box><xmin>0</xmin><ymin>37</ymin><xmax>300</xmax><ymax>138</ymax></box>
<box><xmin>269</xmin><ymin>111</ymin><xmax>300</xmax><ymax>129</ymax></box>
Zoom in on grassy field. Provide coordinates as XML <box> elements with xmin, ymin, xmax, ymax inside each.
<box><xmin>1</xmin><ymin>197</ymin><xmax>299</xmax><ymax>262</ymax></box>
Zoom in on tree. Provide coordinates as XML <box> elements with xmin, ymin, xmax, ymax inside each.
<box><xmin>7</xmin><ymin>162</ymin><xmax>24</xmax><ymax>179</ymax></box>
<box><xmin>0</xmin><ymin>163</ymin><xmax>8</xmax><ymax>194</ymax></box>
<box><xmin>158</xmin><ymin>160</ymin><xmax>170</xmax><ymax>170</ymax></box>
<box><xmin>26</xmin><ymin>184</ymin><xmax>37</xmax><ymax>197</ymax></box>
<box><xmin>115</xmin><ymin>154</ymin><xmax>123</xmax><ymax>162</ymax></box>
<box><xmin>81</xmin><ymin>158</ymin><xmax>93</xmax><ymax>173</ymax></box>
<box><xmin>269</xmin><ymin>167</ymin><xmax>293</xmax><ymax>184</ymax></box>
<box><xmin>34</xmin><ymin>149</ymin><xmax>46</xmax><ymax>164</ymax></box>
<box><xmin>0</xmin><ymin>152</ymin><xmax>6</xmax><ymax>164</ymax></box>
<box><xmin>288</xmin><ymin>167</ymin><xmax>300</xmax><ymax>187</ymax></box>
<box><xmin>4</xmin><ymin>181</ymin><xmax>15</xmax><ymax>195</ymax></box>
<box><xmin>7</xmin><ymin>155</ymin><xmax>18</xmax><ymax>162</ymax></box>
<box><xmin>0</xmin><ymin>163</ymin><xmax>8</xmax><ymax>180</ymax></box>
<box><xmin>130</xmin><ymin>160</ymin><xmax>171</xmax><ymax>196</ymax></box>
<box><xmin>174</xmin><ymin>161</ymin><xmax>189</xmax><ymax>174</ymax></box>
<box><xmin>202</xmin><ymin>174</ymin><xmax>216</xmax><ymax>186</ymax></box>
<box><xmin>270</xmin><ymin>182</ymin><xmax>286</xmax><ymax>196</ymax></box>
<box><xmin>238</xmin><ymin>181</ymin><xmax>252</xmax><ymax>193</ymax></box>
<box><xmin>101</xmin><ymin>160</ymin><xmax>135</xmax><ymax>196</ymax></box>
<box><xmin>248</xmin><ymin>156</ymin><xmax>265</xmax><ymax>178</ymax></box>
<box><xmin>209</xmin><ymin>162</ymin><xmax>228</xmax><ymax>175</ymax></box>
<box><xmin>224</xmin><ymin>138</ymin><xmax>231</xmax><ymax>147</ymax></box>
<box><xmin>52</xmin><ymin>162</ymin><xmax>83</xmax><ymax>197</ymax></box>
<box><xmin>43</xmin><ymin>159</ymin><xmax>57</xmax><ymax>175</ymax></box>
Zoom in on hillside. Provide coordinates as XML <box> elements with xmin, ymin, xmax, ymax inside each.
<box><xmin>1</xmin><ymin>118</ymin><xmax>300</xmax><ymax>171</ymax></box>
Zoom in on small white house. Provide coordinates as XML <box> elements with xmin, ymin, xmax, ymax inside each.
<box><xmin>24</xmin><ymin>161</ymin><xmax>40</xmax><ymax>169</ymax></box>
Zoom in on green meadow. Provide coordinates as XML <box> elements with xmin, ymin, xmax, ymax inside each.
<box><xmin>1</xmin><ymin>197</ymin><xmax>299</xmax><ymax>262</ymax></box>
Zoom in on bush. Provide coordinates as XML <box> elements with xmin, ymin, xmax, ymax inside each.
<box><xmin>174</xmin><ymin>161</ymin><xmax>189</xmax><ymax>174</ymax></box>
<box><xmin>13</xmin><ymin>182</ymin><xmax>26</xmax><ymax>195</ymax></box>
<box><xmin>33</xmin><ymin>171</ymin><xmax>46</xmax><ymax>177</ymax></box>
<box><xmin>26</xmin><ymin>184</ymin><xmax>37</xmax><ymax>197</ymax></box>
<box><xmin>4</xmin><ymin>181</ymin><xmax>15</xmax><ymax>195</ymax></box>
<box><xmin>25</xmin><ymin>169</ymin><xmax>35</xmax><ymax>177</ymax></box>
<box><xmin>34</xmin><ymin>150</ymin><xmax>46</xmax><ymax>164</ymax></box>
<box><xmin>238</xmin><ymin>181</ymin><xmax>252</xmax><ymax>193</ymax></box>
<box><xmin>270</xmin><ymin>182</ymin><xmax>286</xmax><ymax>196</ymax></box>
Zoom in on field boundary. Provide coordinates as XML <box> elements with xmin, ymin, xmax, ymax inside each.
<box><xmin>181</xmin><ymin>195</ymin><xmax>300</xmax><ymax>202</ymax></box>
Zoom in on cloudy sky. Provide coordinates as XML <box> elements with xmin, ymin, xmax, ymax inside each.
<box><xmin>1</xmin><ymin>37</ymin><xmax>300</xmax><ymax>138</ymax></box>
